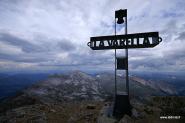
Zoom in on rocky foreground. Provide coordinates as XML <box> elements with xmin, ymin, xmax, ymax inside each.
<box><xmin>0</xmin><ymin>71</ymin><xmax>184</xmax><ymax>123</ymax></box>
<box><xmin>0</xmin><ymin>96</ymin><xmax>184</xmax><ymax>123</ymax></box>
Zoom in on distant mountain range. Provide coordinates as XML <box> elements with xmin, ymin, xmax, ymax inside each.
<box><xmin>4</xmin><ymin>71</ymin><xmax>176</xmax><ymax>105</ymax></box>
<box><xmin>0</xmin><ymin>71</ymin><xmax>182</xmax><ymax>102</ymax></box>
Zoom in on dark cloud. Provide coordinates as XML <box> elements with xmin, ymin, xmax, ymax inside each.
<box><xmin>0</xmin><ymin>31</ymin><xmax>77</xmax><ymax>57</ymax></box>
<box><xmin>129</xmin><ymin>46</ymin><xmax>185</xmax><ymax>71</ymax></box>
<box><xmin>0</xmin><ymin>32</ymin><xmax>77</xmax><ymax>64</ymax></box>
<box><xmin>0</xmin><ymin>52</ymin><xmax>54</xmax><ymax>63</ymax></box>
<box><xmin>57</xmin><ymin>39</ymin><xmax>76</xmax><ymax>51</ymax></box>
<box><xmin>0</xmin><ymin>32</ymin><xmax>47</xmax><ymax>53</ymax></box>
<box><xmin>176</xmin><ymin>31</ymin><xmax>185</xmax><ymax>40</ymax></box>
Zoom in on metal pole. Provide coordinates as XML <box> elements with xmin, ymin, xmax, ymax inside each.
<box><xmin>125</xmin><ymin>15</ymin><xmax>129</xmax><ymax>97</ymax></box>
<box><xmin>114</xmin><ymin>17</ymin><xmax>117</xmax><ymax>96</ymax></box>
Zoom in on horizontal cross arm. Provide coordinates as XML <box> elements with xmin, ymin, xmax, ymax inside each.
<box><xmin>87</xmin><ymin>32</ymin><xmax>162</xmax><ymax>50</ymax></box>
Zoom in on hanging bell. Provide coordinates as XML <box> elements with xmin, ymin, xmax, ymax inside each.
<box><xmin>115</xmin><ymin>9</ymin><xmax>127</xmax><ymax>24</ymax></box>
<box><xmin>117</xmin><ymin>17</ymin><xmax>124</xmax><ymax>24</ymax></box>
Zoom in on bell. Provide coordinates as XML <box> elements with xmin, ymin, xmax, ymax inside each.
<box><xmin>117</xmin><ymin>17</ymin><xmax>124</xmax><ymax>24</ymax></box>
<box><xmin>115</xmin><ymin>9</ymin><xmax>127</xmax><ymax>24</ymax></box>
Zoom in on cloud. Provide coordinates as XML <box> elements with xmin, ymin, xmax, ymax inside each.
<box><xmin>0</xmin><ymin>32</ymin><xmax>77</xmax><ymax>64</ymax></box>
<box><xmin>0</xmin><ymin>0</ymin><xmax>185</xmax><ymax>72</ymax></box>
<box><xmin>176</xmin><ymin>31</ymin><xmax>185</xmax><ymax>40</ymax></box>
<box><xmin>0</xmin><ymin>32</ymin><xmax>46</xmax><ymax>53</ymax></box>
<box><xmin>57</xmin><ymin>39</ymin><xmax>76</xmax><ymax>51</ymax></box>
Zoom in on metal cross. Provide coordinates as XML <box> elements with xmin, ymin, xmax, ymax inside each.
<box><xmin>87</xmin><ymin>9</ymin><xmax>162</xmax><ymax>118</ymax></box>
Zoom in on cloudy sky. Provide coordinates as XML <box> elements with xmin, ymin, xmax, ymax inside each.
<box><xmin>0</xmin><ymin>0</ymin><xmax>185</xmax><ymax>73</ymax></box>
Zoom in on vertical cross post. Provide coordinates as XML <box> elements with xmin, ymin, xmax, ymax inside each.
<box><xmin>113</xmin><ymin>9</ymin><xmax>131</xmax><ymax>118</ymax></box>
<box><xmin>114</xmin><ymin>9</ymin><xmax>129</xmax><ymax>97</ymax></box>
<box><xmin>125</xmin><ymin>11</ymin><xmax>129</xmax><ymax>98</ymax></box>
<box><xmin>114</xmin><ymin>15</ymin><xmax>117</xmax><ymax>97</ymax></box>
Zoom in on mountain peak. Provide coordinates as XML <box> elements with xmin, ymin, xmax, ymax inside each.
<box><xmin>70</xmin><ymin>70</ymin><xmax>95</xmax><ymax>81</ymax></box>
<box><xmin>71</xmin><ymin>70</ymin><xmax>88</xmax><ymax>76</ymax></box>
<box><xmin>23</xmin><ymin>71</ymin><xmax>103</xmax><ymax>103</ymax></box>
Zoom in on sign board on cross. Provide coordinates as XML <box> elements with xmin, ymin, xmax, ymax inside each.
<box><xmin>87</xmin><ymin>32</ymin><xmax>162</xmax><ymax>50</ymax></box>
